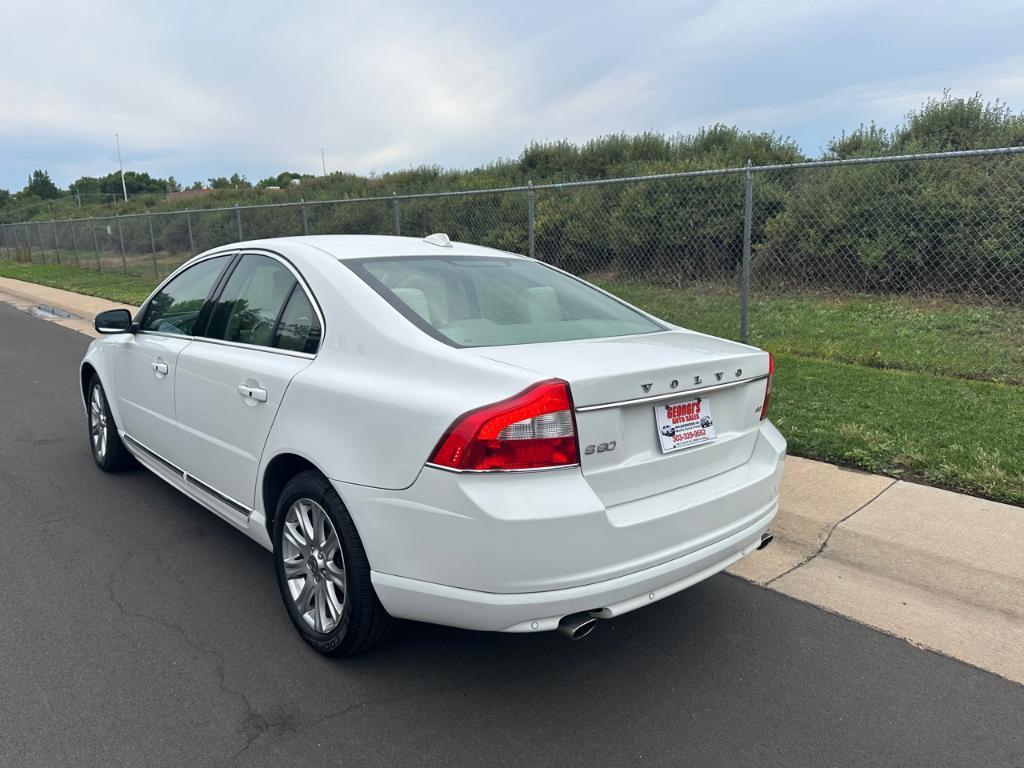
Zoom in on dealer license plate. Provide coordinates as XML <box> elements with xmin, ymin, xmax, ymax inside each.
<box><xmin>655</xmin><ymin>398</ymin><xmax>717</xmax><ymax>454</ymax></box>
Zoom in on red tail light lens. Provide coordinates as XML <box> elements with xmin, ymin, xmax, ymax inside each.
<box><xmin>429</xmin><ymin>380</ymin><xmax>579</xmax><ymax>471</ymax></box>
<box><xmin>760</xmin><ymin>353</ymin><xmax>774</xmax><ymax>420</ymax></box>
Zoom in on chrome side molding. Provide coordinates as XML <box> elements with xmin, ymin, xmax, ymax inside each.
<box><xmin>123</xmin><ymin>432</ymin><xmax>254</xmax><ymax>518</ymax></box>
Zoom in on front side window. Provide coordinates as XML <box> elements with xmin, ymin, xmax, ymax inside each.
<box><xmin>204</xmin><ymin>254</ymin><xmax>299</xmax><ymax>348</ymax></box>
<box><xmin>348</xmin><ymin>256</ymin><xmax>663</xmax><ymax>347</ymax></box>
<box><xmin>141</xmin><ymin>255</ymin><xmax>230</xmax><ymax>335</ymax></box>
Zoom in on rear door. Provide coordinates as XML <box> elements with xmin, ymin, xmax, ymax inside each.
<box><xmin>113</xmin><ymin>253</ymin><xmax>233</xmax><ymax>463</ymax></box>
<box><xmin>173</xmin><ymin>252</ymin><xmax>321</xmax><ymax>511</ymax></box>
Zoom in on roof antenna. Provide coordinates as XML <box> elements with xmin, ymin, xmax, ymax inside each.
<box><xmin>423</xmin><ymin>233</ymin><xmax>452</xmax><ymax>248</ymax></box>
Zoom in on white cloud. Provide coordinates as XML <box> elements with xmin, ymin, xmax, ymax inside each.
<box><xmin>1</xmin><ymin>0</ymin><xmax>1023</xmax><ymax>188</ymax></box>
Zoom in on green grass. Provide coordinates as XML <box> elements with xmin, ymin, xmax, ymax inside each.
<box><xmin>0</xmin><ymin>261</ymin><xmax>156</xmax><ymax>305</ymax></box>
<box><xmin>602</xmin><ymin>281</ymin><xmax>1024</xmax><ymax>385</ymax></box>
<box><xmin>772</xmin><ymin>354</ymin><xmax>1024</xmax><ymax>505</ymax></box>
<box><xmin>599</xmin><ymin>280</ymin><xmax>1024</xmax><ymax>505</ymax></box>
<box><xmin>1</xmin><ymin>262</ymin><xmax>1021</xmax><ymax>505</ymax></box>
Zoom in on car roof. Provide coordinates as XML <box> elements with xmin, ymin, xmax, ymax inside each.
<box><xmin>219</xmin><ymin>235</ymin><xmax>522</xmax><ymax>262</ymax></box>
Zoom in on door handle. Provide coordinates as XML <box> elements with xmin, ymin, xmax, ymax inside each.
<box><xmin>151</xmin><ymin>361</ymin><xmax>169</xmax><ymax>375</ymax></box>
<box><xmin>237</xmin><ymin>384</ymin><xmax>268</xmax><ymax>403</ymax></box>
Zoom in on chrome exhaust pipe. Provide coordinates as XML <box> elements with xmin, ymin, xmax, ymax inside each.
<box><xmin>557</xmin><ymin>612</ymin><xmax>598</xmax><ymax>640</ymax></box>
<box><xmin>757</xmin><ymin>532</ymin><xmax>774</xmax><ymax>550</ymax></box>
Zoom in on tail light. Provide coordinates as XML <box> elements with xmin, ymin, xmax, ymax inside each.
<box><xmin>429</xmin><ymin>380</ymin><xmax>579</xmax><ymax>471</ymax></box>
<box><xmin>760</xmin><ymin>353</ymin><xmax>774</xmax><ymax>420</ymax></box>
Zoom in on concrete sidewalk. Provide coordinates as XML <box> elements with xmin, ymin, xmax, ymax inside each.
<box><xmin>728</xmin><ymin>458</ymin><xmax>1024</xmax><ymax>684</ymax></box>
<box><xmin>0</xmin><ymin>275</ymin><xmax>136</xmax><ymax>337</ymax></box>
<box><xmin>2</xmin><ymin>274</ymin><xmax>1023</xmax><ymax>685</ymax></box>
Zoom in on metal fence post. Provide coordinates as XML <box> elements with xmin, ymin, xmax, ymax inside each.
<box><xmin>36</xmin><ymin>222</ymin><xmax>45</xmax><ymax>264</ymax></box>
<box><xmin>91</xmin><ymin>223</ymin><xmax>102</xmax><ymax>271</ymax></box>
<box><xmin>392</xmin><ymin>192</ymin><xmax>401</xmax><ymax>236</ymax></box>
<box><xmin>300</xmin><ymin>199</ymin><xmax>309</xmax><ymax>235</ymax></box>
<box><xmin>69</xmin><ymin>221</ymin><xmax>79</xmax><ymax>267</ymax></box>
<box><xmin>117</xmin><ymin>215</ymin><xmax>127</xmax><ymax>274</ymax></box>
<box><xmin>740</xmin><ymin>159</ymin><xmax>753</xmax><ymax>344</ymax></box>
<box><xmin>147</xmin><ymin>212</ymin><xmax>159</xmax><ymax>278</ymax></box>
<box><xmin>186</xmin><ymin>209</ymin><xmax>195</xmax><ymax>255</ymax></box>
<box><xmin>235</xmin><ymin>205</ymin><xmax>243</xmax><ymax>240</ymax></box>
<box><xmin>52</xmin><ymin>220</ymin><xmax>61</xmax><ymax>264</ymax></box>
<box><xmin>527</xmin><ymin>181</ymin><xmax>536</xmax><ymax>260</ymax></box>
<box><xmin>22</xmin><ymin>224</ymin><xmax>31</xmax><ymax>263</ymax></box>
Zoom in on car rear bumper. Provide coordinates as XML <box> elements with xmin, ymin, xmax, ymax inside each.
<box><xmin>334</xmin><ymin>420</ymin><xmax>785</xmax><ymax>631</ymax></box>
<box><xmin>370</xmin><ymin>498</ymin><xmax>775</xmax><ymax>632</ymax></box>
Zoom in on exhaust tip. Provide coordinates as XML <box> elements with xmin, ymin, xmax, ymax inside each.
<box><xmin>557</xmin><ymin>612</ymin><xmax>599</xmax><ymax>640</ymax></box>
<box><xmin>757</xmin><ymin>532</ymin><xmax>774</xmax><ymax>550</ymax></box>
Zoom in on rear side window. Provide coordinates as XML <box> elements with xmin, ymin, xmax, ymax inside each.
<box><xmin>141</xmin><ymin>255</ymin><xmax>230</xmax><ymax>335</ymax></box>
<box><xmin>273</xmin><ymin>287</ymin><xmax>321</xmax><ymax>354</ymax></box>
<box><xmin>205</xmin><ymin>254</ymin><xmax>297</xmax><ymax>348</ymax></box>
<box><xmin>349</xmin><ymin>256</ymin><xmax>662</xmax><ymax>347</ymax></box>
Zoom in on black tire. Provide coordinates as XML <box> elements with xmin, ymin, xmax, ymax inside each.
<box><xmin>87</xmin><ymin>374</ymin><xmax>135</xmax><ymax>472</ymax></box>
<box><xmin>272</xmin><ymin>469</ymin><xmax>397</xmax><ymax>656</ymax></box>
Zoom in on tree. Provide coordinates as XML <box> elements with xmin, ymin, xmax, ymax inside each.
<box><xmin>70</xmin><ymin>170</ymin><xmax>169</xmax><ymax>197</ymax></box>
<box><xmin>167</xmin><ymin>176</ymin><xmax>182</xmax><ymax>193</ymax></box>
<box><xmin>894</xmin><ymin>91</ymin><xmax>1024</xmax><ymax>152</ymax></box>
<box><xmin>189</xmin><ymin>180</ymin><xmax>203</xmax><ymax>190</ymax></box>
<box><xmin>0</xmin><ymin>188</ymin><xmax>10</xmax><ymax>206</ymax></box>
<box><xmin>69</xmin><ymin>175</ymin><xmax>103</xmax><ymax>196</ymax></box>
<box><xmin>257</xmin><ymin>171</ymin><xmax>304</xmax><ymax>188</ymax></box>
<box><xmin>25</xmin><ymin>169</ymin><xmax>60</xmax><ymax>199</ymax></box>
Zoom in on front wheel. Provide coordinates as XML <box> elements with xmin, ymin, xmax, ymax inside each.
<box><xmin>87</xmin><ymin>375</ymin><xmax>134</xmax><ymax>471</ymax></box>
<box><xmin>272</xmin><ymin>470</ymin><xmax>397</xmax><ymax>656</ymax></box>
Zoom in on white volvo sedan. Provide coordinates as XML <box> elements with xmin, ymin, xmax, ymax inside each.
<box><xmin>81</xmin><ymin>234</ymin><xmax>785</xmax><ymax>655</ymax></box>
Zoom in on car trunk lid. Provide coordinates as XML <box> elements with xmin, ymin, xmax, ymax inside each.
<box><xmin>469</xmin><ymin>330</ymin><xmax>770</xmax><ymax>507</ymax></box>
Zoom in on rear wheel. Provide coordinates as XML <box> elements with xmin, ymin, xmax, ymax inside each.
<box><xmin>87</xmin><ymin>375</ymin><xmax>134</xmax><ymax>472</ymax></box>
<box><xmin>272</xmin><ymin>470</ymin><xmax>397</xmax><ymax>656</ymax></box>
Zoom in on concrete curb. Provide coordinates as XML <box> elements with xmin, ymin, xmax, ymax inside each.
<box><xmin>0</xmin><ymin>276</ymin><xmax>137</xmax><ymax>338</ymax></box>
<box><xmin>2</xmin><ymin>275</ymin><xmax>1022</xmax><ymax>683</ymax></box>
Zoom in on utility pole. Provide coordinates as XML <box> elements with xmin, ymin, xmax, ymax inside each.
<box><xmin>321</xmin><ymin>148</ymin><xmax>327</xmax><ymax>176</ymax></box>
<box><xmin>115</xmin><ymin>133</ymin><xmax>128</xmax><ymax>202</ymax></box>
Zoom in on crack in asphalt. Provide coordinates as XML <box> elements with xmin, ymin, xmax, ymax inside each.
<box><xmin>104</xmin><ymin>556</ymin><xmax>273</xmax><ymax>759</ymax></box>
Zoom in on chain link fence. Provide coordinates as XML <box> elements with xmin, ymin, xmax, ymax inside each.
<box><xmin>2</xmin><ymin>146</ymin><xmax>1022</xmax><ymax>343</ymax></box>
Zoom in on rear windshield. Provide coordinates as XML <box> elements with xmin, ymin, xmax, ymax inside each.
<box><xmin>348</xmin><ymin>256</ymin><xmax>663</xmax><ymax>347</ymax></box>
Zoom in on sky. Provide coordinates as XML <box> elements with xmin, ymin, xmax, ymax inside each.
<box><xmin>2</xmin><ymin>0</ymin><xmax>1023</xmax><ymax>191</ymax></box>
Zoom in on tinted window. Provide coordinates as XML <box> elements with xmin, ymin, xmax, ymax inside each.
<box><xmin>205</xmin><ymin>254</ymin><xmax>297</xmax><ymax>348</ymax></box>
<box><xmin>273</xmin><ymin>288</ymin><xmax>321</xmax><ymax>354</ymax></box>
<box><xmin>141</xmin><ymin>255</ymin><xmax>230</xmax><ymax>335</ymax></box>
<box><xmin>350</xmin><ymin>257</ymin><xmax>663</xmax><ymax>347</ymax></box>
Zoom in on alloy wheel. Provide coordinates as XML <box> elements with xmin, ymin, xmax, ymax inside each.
<box><xmin>89</xmin><ymin>384</ymin><xmax>108</xmax><ymax>460</ymax></box>
<box><xmin>281</xmin><ymin>498</ymin><xmax>347</xmax><ymax>633</ymax></box>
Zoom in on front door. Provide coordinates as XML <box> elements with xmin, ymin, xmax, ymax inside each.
<box><xmin>113</xmin><ymin>253</ymin><xmax>233</xmax><ymax>464</ymax></box>
<box><xmin>113</xmin><ymin>333</ymin><xmax>191</xmax><ymax>462</ymax></box>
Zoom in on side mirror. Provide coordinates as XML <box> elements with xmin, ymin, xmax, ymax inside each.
<box><xmin>94</xmin><ymin>308</ymin><xmax>134</xmax><ymax>334</ymax></box>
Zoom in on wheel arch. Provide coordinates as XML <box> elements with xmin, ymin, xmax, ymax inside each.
<box><xmin>80</xmin><ymin>362</ymin><xmax>98</xmax><ymax>409</ymax></box>
<box><xmin>261</xmin><ymin>452</ymin><xmax>332</xmax><ymax>538</ymax></box>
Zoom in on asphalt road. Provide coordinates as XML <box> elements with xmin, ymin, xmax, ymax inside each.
<box><xmin>1</xmin><ymin>299</ymin><xmax>1022</xmax><ymax>768</ymax></box>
